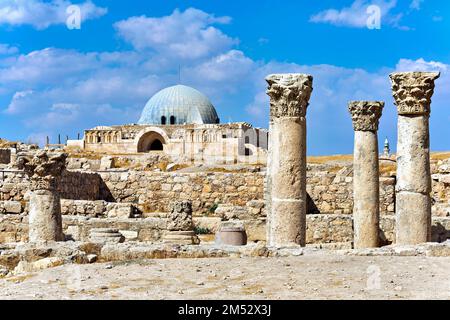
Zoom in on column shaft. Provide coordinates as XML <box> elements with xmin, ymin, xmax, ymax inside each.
<box><xmin>349</xmin><ymin>101</ymin><xmax>384</xmax><ymax>249</ymax></box>
<box><xmin>396</xmin><ymin>115</ymin><xmax>431</xmax><ymax>244</ymax></box>
<box><xmin>16</xmin><ymin>151</ymin><xmax>67</xmax><ymax>243</ymax></box>
<box><xmin>266</xmin><ymin>73</ymin><xmax>313</xmax><ymax>247</ymax></box>
<box><xmin>353</xmin><ymin>131</ymin><xmax>380</xmax><ymax>248</ymax></box>
<box><xmin>269</xmin><ymin>117</ymin><xmax>306</xmax><ymax>246</ymax></box>
<box><xmin>390</xmin><ymin>72</ymin><xmax>440</xmax><ymax>245</ymax></box>
<box><xmin>29</xmin><ymin>190</ymin><xmax>64</xmax><ymax>242</ymax></box>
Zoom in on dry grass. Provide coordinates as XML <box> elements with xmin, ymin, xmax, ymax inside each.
<box><xmin>431</xmin><ymin>152</ymin><xmax>450</xmax><ymax>161</ymax></box>
<box><xmin>66</xmin><ymin>151</ymin><xmax>103</xmax><ymax>160</ymax></box>
<box><xmin>0</xmin><ymin>139</ymin><xmax>16</xmax><ymax>148</ymax></box>
<box><xmin>307</xmin><ymin>154</ymin><xmax>353</xmax><ymax>164</ymax></box>
<box><xmin>327</xmin><ymin>166</ymin><xmax>344</xmax><ymax>173</ymax></box>
<box><xmin>113</xmin><ymin>158</ymin><xmax>131</xmax><ymax>169</ymax></box>
<box><xmin>167</xmin><ymin>163</ymin><xmax>191</xmax><ymax>171</ymax></box>
<box><xmin>379</xmin><ymin>163</ymin><xmax>397</xmax><ymax>175</ymax></box>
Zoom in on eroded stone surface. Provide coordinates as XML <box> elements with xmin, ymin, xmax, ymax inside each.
<box><xmin>348</xmin><ymin>101</ymin><xmax>384</xmax><ymax>131</ymax></box>
<box><xmin>349</xmin><ymin>101</ymin><xmax>384</xmax><ymax>249</ymax></box>
<box><xmin>266</xmin><ymin>74</ymin><xmax>313</xmax><ymax>247</ymax></box>
<box><xmin>390</xmin><ymin>72</ymin><xmax>440</xmax><ymax>116</ymax></box>
<box><xmin>390</xmin><ymin>72</ymin><xmax>440</xmax><ymax>245</ymax></box>
<box><xmin>16</xmin><ymin>151</ymin><xmax>67</xmax><ymax>243</ymax></box>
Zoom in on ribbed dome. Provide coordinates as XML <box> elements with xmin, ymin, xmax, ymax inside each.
<box><xmin>138</xmin><ymin>85</ymin><xmax>220</xmax><ymax>125</ymax></box>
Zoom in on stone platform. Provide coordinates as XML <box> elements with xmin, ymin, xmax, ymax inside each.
<box><xmin>1</xmin><ymin>240</ymin><xmax>450</xmax><ymax>278</ymax></box>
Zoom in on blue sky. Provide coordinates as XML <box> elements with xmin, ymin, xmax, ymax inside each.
<box><xmin>0</xmin><ymin>0</ymin><xmax>449</xmax><ymax>155</ymax></box>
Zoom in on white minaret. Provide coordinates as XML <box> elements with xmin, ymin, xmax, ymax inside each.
<box><xmin>383</xmin><ymin>137</ymin><xmax>390</xmax><ymax>158</ymax></box>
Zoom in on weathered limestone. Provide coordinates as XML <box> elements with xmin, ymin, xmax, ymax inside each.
<box><xmin>266</xmin><ymin>74</ymin><xmax>313</xmax><ymax>247</ymax></box>
<box><xmin>16</xmin><ymin>151</ymin><xmax>67</xmax><ymax>242</ymax></box>
<box><xmin>390</xmin><ymin>71</ymin><xmax>440</xmax><ymax>245</ymax></box>
<box><xmin>163</xmin><ymin>200</ymin><xmax>199</xmax><ymax>245</ymax></box>
<box><xmin>89</xmin><ymin>228</ymin><xmax>125</xmax><ymax>244</ymax></box>
<box><xmin>348</xmin><ymin>101</ymin><xmax>384</xmax><ymax>248</ymax></box>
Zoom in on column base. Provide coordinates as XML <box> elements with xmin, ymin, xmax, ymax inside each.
<box><xmin>396</xmin><ymin>191</ymin><xmax>431</xmax><ymax>245</ymax></box>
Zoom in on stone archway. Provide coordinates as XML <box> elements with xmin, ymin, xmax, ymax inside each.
<box><xmin>137</xmin><ymin>131</ymin><xmax>167</xmax><ymax>152</ymax></box>
<box><xmin>134</xmin><ymin>127</ymin><xmax>170</xmax><ymax>153</ymax></box>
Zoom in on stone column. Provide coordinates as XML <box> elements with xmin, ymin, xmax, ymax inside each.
<box><xmin>390</xmin><ymin>72</ymin><xmax>440</xmax><ymax>245</ymax></box>
<box><xmin>163</xmin><ymin>200</ymin><xmax>199</xmax><ymax>245</ymax></box>
<box><xmin>17</xmin><ymin>151</ymin><xmax>67</xmax><ymax>242</ymax></box>
<box><xmin>266</xmin><ymin>74</ymin><xmax>313</xmax><ymax>247</ymax></box>
<box><xmin>348</xmin><ymin>101</ymin><xmax>384</xmax><ymax>248</ymax></box>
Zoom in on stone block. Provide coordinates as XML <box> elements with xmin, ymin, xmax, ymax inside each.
<box><xmin>2</xmin><ymin>201</ymin><xmax>22</xmax><ymax>214</ymax></box>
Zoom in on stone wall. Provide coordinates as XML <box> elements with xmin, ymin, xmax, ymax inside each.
<box><xmin>432</xmin><ymin>158</ymin><xmax>450</xmax><ymax>217</ymax></box>
<box><xmin>1</xmin><ymin>213</ymin><xmax>449</xmax><ymax>245</ymax></box>
<box><xmin>0</xmin><ymin>170</ymin><xmax>103</xmax><ymax>202</ymax></box>
<box><xmin>306</xmin><ymin>165</ymin><xmax>396</xmax><ymax>215</ymax></box>
<box><xmin>0</xmin><ymin>149</ymin><xmax>11</xmax><ymax>164</ymax></box>
<box><xmin>98</xmin><ymin>171</ymin><xmax>265</xmax><ymax>214</ymax></box>
<box><xmin>1</xmin><ymin>163</ymin><xmax>447</xmax><ymax>218</ymax></box>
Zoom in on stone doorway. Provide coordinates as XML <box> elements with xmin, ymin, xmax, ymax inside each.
<box><xmin>137</xmin><ymin>131</ymin><xmax>166</xmax><ymax>152</ymax></box>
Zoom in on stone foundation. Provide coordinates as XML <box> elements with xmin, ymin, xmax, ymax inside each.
<box><xmin>1</xmin><ymin>213</ymin><xmax>449</xmax><ymax>245</ymax></box>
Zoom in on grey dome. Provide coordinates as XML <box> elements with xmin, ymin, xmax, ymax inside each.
<box><xmin>138</xmin><ymin>85</ymin><xmax>220</xmax><ymax>125</ymax></box>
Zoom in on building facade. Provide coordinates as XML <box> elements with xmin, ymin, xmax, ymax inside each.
<box><xmin>68</xmin><ymin>85</ymin><xmax>268</xmax><ymax>164</ymax></box>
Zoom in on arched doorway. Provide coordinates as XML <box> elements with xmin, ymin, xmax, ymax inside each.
<box><xmin>150</xmin><ymin>139</ymin><xmax>163</xmax><ymax>151</ymax></box>
<box><xmin>137</xmin><ymin>131</ymin><xmax>166</xmax><ymax>152</ymax></box>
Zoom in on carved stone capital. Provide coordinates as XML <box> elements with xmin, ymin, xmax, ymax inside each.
<box><xmin>167</xmin><ymin>200</ymin><xmax>194</xmax><ymax>231</ymax></box>
<box><xmin>266</xmin><ymin>74</ymin><xmax>313</xmax><ymax>119</ymax></box>
<box><xmin>390</xmin><ymin>72</ymin><xmax>440</xmax><ymax>116</ymax></box>
<box><xmin>348</xmin><ymin>101</ymin><xmax>384</xmax><ymax>132</ymax></box>
<box><xmin>16</xmin><ymin>151</ymin><xmax>67</xmax><ymax>191</ymax></box>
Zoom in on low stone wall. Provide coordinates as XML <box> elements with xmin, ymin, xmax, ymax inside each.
<box><xmin>306</xmin><ymin>166</ymin><xmax>395</xmax><ymax>215</ymax></box>
<box><xmin>0</xmin><ymin>149</ymin><xmax>11</xmax><ymax>164</ymax></box>
<box><xmin>98</xmin><ymin>171</ymin><xmax>265</xmax><ymax>214</ymax></box>
<box><xmin>0</xmin><ymin>170</ymin><xmax>103</xmax><ymax>202</ymax></box>
<box><xmin>2</xmin><ymin>213</ymin><xmax>449</xmax><ymax>245</ymax></box>
<box><xmin>59</xmin><ymin>171</ymin><xmax>103</xmax><ymax>200</ymax></box>
<box><xmin>1</xmin><ymin>160</ymin><xmax>448</xmax><ymax>227</ymax></box>
<box><xmin>432</xmin><ymin>166</ymin><xmax>450</xmax><ymax>217</ymax></box>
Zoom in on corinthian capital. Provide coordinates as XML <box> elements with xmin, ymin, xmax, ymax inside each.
<box><xmin>266</xmin><ymin>74</ymin><xmax>313</xmax><ymax>119</ymax></box>
<box><xmin>390</xmin><ymin>72</ymin><xmax>440</xmax><ymax>116</ymax></box>
<box><xmin>348</xmin><ymin>101</ymin><xmax>384</xmax><ymax>132</ymax></box>
<box><xmin>16</xmin><ymin>151</ymin><xmax>67</xmax><ymax>191</ymax></box>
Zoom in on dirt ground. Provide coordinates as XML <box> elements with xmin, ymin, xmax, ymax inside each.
<box><xmin>1</xmin><ymin>254</ymin><xmax>450</xmax><ymax>300</ymax></box>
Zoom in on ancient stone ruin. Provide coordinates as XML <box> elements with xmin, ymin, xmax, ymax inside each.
<box><xmin>266</xmin><ymin>73</ymin><xmax>313</xmax><ymax>247</ymax></box>
<box><xmin>348</xmin><ymin>101</ymin><xmax>384</xmax><ymax>248</ymax></box>
<box><xmin>16</xmin><ymin>151</ymin><xmax>67</xmax><ymax>243</ymax></box>
<box><xmin>163</xmin><ymin>200</ymin><xmax>199</xmax><ymax>245</ymax></box>
<box><xmin>0</xmin><ymin>72</ymin><xmax>449</xmax><ymax>279</ymax></box>
<box><xmin>390</xmin><ymin>72</ymin><xmax>440</xmax><ymax>245</ymax></box>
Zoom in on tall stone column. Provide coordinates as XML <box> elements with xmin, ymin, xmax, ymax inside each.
<box><xmin>348</xmin><ymin>101</ymin><xmax>384</xmax><ymax>248</ymax></box>
<box><xmin>390</xmin><ymin>72</ymin><xmax>440</xmax><ymax>245</ymax></box>
<box><xmin>17</xmin><ymin>151</ymin><xmax>67</xmax><ymax>242</ymax></box>
<box><xmin>266</xmin><ymin>74</ymin><xmax>313</xmax><ymax>247</ymax></box>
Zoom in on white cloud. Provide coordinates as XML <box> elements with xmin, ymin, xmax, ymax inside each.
<box><xmin>0</xmin><ymin>7</ymin><xmax>448</xmax><ymax>153</ymax></box>
<box><xmin>0</xmin><ymin>43</ymin><xmax>18</xmax><ymax>55</ymax></box>
<box><xmin>310</xmin><ymin>0</ymin><xmax>401</xmax><ymax>28</ymax></box>
<box><xmin>396</xmin><ymin>58</ymin><xmax>447</xmax><ymax>72</ymax></box>
<box><xmin>410</xmin><ymin>0</ymin><xmax>424</xmax><ymax>10</ymax></box>
<box><xmin>114</xmin><ymin>8</ymin><xmax>237</xmax><ymax>61</ymax></box>
<box><xmin>5</xmin><ymin>90</ymin><xmax>34</xmax><ymax>114</ymax></box>
<box><xmin>0</xmin><ymin>0</ymin><xmax>107</xmax><ymax>29</ymax></box>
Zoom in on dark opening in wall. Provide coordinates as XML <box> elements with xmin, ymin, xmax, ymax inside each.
<box><xmin>161</xmin><ymin>116</ymin><xmax>167</xmax><ymax>125</ymax></box>
<box><xmin>150</xmin><ymin>139</ymin><xmax>164</xmax><ymax>151</ymax></box>
<box><xmin>170</xmin><ymin>116</ymin><xmax>176</xmax><ymax>125</ymax></box>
